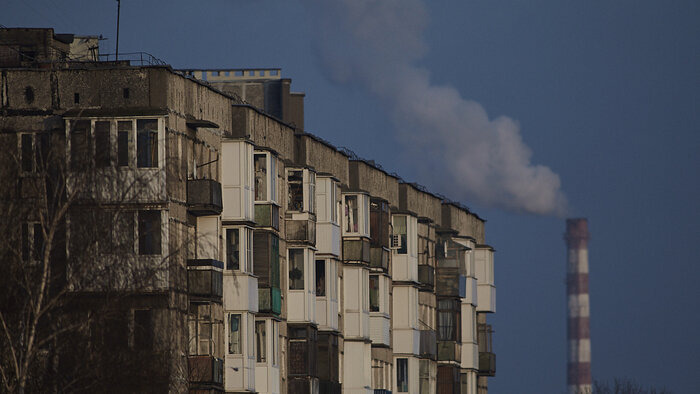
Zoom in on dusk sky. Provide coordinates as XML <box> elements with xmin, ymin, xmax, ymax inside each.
<box><xmin>4</xmin><ymin>1</ymin><xmax>700</xmax><ymax>392</ymax></box>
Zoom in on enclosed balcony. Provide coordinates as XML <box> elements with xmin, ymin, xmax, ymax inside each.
<box><xmin>438</xmin><ymin>341</ymin><xmax>462</xmax><ymax>363</ymax></box>
<box><xmin>479</xmin><ymin>352</ymin><xmax>496</xmax><ymax>377</ymax></box>
<box><xmin>187</xmin><ymin>179</ymin><xmax>223</xmax><ymax>216</ymax></box>
<box><xmin>418</xmin><ymin>264</ymin><xmax>435</xmax><ymax>290</ymax></box>
<box><xmin>188</xmin><ymin>355</ymin><xmax>224</xmax><ymax>386</ymax></box>
<box><xmin>419</xmin><ymin>329</ymin><xmax>437</xmax><ymax>360</ymax></box>
<box><xmin>187</xmin><ymin>259</ymin><xmax>223</xmax><ymax>301</ymax></box>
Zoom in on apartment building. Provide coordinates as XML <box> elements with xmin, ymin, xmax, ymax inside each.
<box><xmin>0</xmin><ymin>28</ymin><xmax>496</xmax><ymax>394</ymax></box>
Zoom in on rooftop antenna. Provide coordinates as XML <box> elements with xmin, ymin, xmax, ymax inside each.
<box><xmin>115</xmin><ymin>0</ymin><xmax>121</xmax><ymax>61</ymax></box>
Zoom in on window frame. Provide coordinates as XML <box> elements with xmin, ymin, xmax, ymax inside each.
<box><xmin>397</xmin><ymin>358</ymin><xmax>409</xmax><ymax>392</ymax></box>
<box><xmin>286</xmin><ymin>167</ymin><xmax>316</xmax><ymax>213</ymax></box>
<box><xmin>225</xmin><ymin>226</ymin><xmax>254</xmax><ymax>273</ymax></box>
<box><xmin>254</xmin><ymin>151</ymin><xmax>278</xmax><ymax>204</ymax></box>
<box><xmin>342</xmin><ymin>193</ymin><xmax>370</xmax><ymax>237</ymax></box>
<box><xmin>138</xmin><ymin>210</ymin><xmax>162</xmax><ymax>256</ymax></box>
<box><xmin>228</xmin><ymin>313</ymin><xmax>242</xmax><ymax>355</ymax></box>
<box><xmin>288</xmin><ymin>248</ymin><xmax>306</xmax><ymax>291</ymax></box>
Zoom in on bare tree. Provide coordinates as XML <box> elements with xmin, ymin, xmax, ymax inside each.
<box><xmin>0</xmin><ymin>119</ymin><xmax>188</xmax><ymax>393</ymax></box>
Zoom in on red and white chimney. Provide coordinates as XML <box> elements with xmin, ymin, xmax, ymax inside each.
<box><xmin>565</xmin><ymin>218</ymin><xmax>592</xmax><ymax>394</ymax></box>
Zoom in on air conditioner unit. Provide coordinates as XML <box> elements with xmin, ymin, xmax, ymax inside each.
<box><xmin>390</xmin><ymin>234</ymin><xmax>402</xmax><ymax>249</ymax></box>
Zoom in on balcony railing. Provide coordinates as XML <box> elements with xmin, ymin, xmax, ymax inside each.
<box><xmin>436</xmin><ymin>269</ymin><xmax>466</xmax><ymax>298</ymax></box>
<box><xmin>255</xmin><ymin>203</ymin><xmax>279</xmax><ymax>230</ymax></box>
<box><xmin>258</xmin><ymin>287</ymin><xmax>281</xmax><ymax>315</ymax></box>
<box><xmin>188</xmin><ymin>355</ymin><xmax>223</xmax><ymax>385</ymax></box>
<box><xmin>370</xmin><ymin>247</ymin><xmax>389</xmax><ymax>272</ymax></box>
<box><xmin>419</xmin><ymin>329</ymin><xmax>437</xmax><ymax>360</ymax></box>
<box><xmin>187</xmin><ymin>259</ymin><xmax>223</xmax><ymax>300</ymax></box>
<box><xmin>437</xmin><ymin>340</ymin><xmax>462</xmax><ymax>363</ymax></box>
<box><xmin>478</xmin><ymin>352</ymin><xmax>496</xmax><ymax>376</ymax></box>
<box><xmin>418</xmin><ymin>265</ymin><xmax>435</xmax><ymax>289</ymax></box>
<box><xmin>286</xmin><ymin>217</ymin><xmax>316</xmax><ymax>245</ymax></box>
<box><xmin>343</xmin><ymin>238</ymin><xmax>370</xmax><ymax>263</ymax></box>
<box><xmin>187</xmin><ymin>179</ymin><xmax>222</xmax><ymax>216</ymax></box>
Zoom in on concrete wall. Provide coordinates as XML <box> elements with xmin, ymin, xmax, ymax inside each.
<box><xmin>349</xmin><ymin>160</ymin><xmax>399</xmax><ymax>205</ymax></box>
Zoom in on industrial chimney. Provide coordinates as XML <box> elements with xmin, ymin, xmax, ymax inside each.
<box><xmin>565</xmin><ymin>218</ymin><xmax>592</xmax><ymax>394</ymax></box>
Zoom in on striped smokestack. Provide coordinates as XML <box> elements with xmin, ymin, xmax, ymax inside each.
<box><xmin>565</xmin><ymin>218</ymin><xmax>592</xmax><ymax>394</ymax></box>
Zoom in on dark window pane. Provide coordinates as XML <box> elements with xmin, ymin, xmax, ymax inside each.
<box><xmin>137</xmin><ymin>119</ymin><xmax>158</xmax><ymax>168</ymax></box>
<box><xmin>21</xmin><ymin>223</ymin><xmax>29</xmax><ymax>261</ymax></box>
<box><xmin>70</xmin><ymin>120</ymin><xmax>90</xmax><ymax>170</ymax></box>
<box><xmin>33</xmin><ymin>223</ymin><xmax>43</xmax><ymax>261</ymax></box>
<box><xmin>256</xmin><ymin>321</ymin><xmax>266</xmax><ymax>362</ymax></box>
<box><xmin>117</xmin><ymin>121</ymin><xmax>130</xmax><ymax>166</ymax></box>
<box><xmin>134</xmin><ymin>309</ymin><xmax>154</xmax><ymax>350</ymax></box>
<box><xmin>316</xmin><ymin>260</ymin><xmax>325</xmax><ymax>296</ymax></box>
<box><xmin>95</xmin><ymin>121</ymin><xmax>111</xmax><ymax>167</ymax></box>
<box><xmin>397</xmin><ymin>358</ymin><xmax>408</xmax><ymax>392</ymax></box>
<box><xmin>289</xmin><ymin>249</ymin><xmax>304</xmax><ymax>290</ymax></box>
<box><xmin>21</xmin><ymin>134</ymin><xmax>33</xmax><ymax>172</ymax></box>
<box><xmin>138</xmin><ymin>211</ymin><xmax>161</xmax><ymax>255</ymax></box>
<box><xmin>226</xmin><ymin>228</ymin><xmax>240</xmax><ymax>270</ymax></box>
<box><xmin>287</xmin><ymin>170</ymin><xmax>303</xmax><ymax>211</ymax></box>
<box><xmin>369</xmin><ymin>275</ymin><xmax>379</xmax><ymax>312</ymax></box>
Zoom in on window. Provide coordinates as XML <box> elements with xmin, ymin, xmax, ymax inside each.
<box><xmin>397</xmin><ymin>358</ymin><xmax>408</xmax><ymax>392</ymax></box>
<box><xmin>438</xmin><ymin>299</ymin><xmax>461</xmax><ymax>341</ymax></box>
<box><xmin>256</xmin><ymin>320</ymin><xmax>266</xmax><ymax>362</ymax></box>
<box><xmin>316</xmin><ymin>260</ymin><xmax>325</xmax><ymax>296</ymax></box>
<box><xmin>289</xmin><ymin>249</ymin><xmax>304</xmax><ymax>290</ymax></box>
<box><xmin>95</xmin><ymin>121</ymin><xmax>111</xmax><ymax>167</ymax></box>
<box><xmin>370</xmin><ymin>199</ymin><xmax>389</xmax><ymax>248</ymax></box>
<box><xmin>345</xmin><ymin>195</ymin><xmax>358</xmax><ymax>233</ymax></box>
<box><xmin>21</xmin><ymin>134</ymin><xmax>33</xmax><ymax>172</ymax></box>
<box><xmin>419</xmin><ymin>359</ymin><xmax>430</xmax><ymax>394</ymax></box>
<box><xmin>133</xmin><ymin>309</ymin><xmax>154</xmax><ymax>350</ymax></box>
<box><xmin>138</xmin><ymin>210</ymin><xmax>161</xmax><ymax>255</ymax></box>
<box><xmin>369</xmin><ymin>275</ymin><xmax>379</xmax><ymax>312</ymax></box>
<box><xmin>117</xmin><ymin>121</ymin><xmax>130</xmax><ymax>166</ymax></box>
<box><xmin>254</xmin><ymin>154</ymin><xmax>268</xmax><ymax>201</ymax></box>
<box><xmin>226</xmin><ymin>228</ymin><xmax>239</xmax><ymax>270</ymax></box>
<box><xmin>288</xmin><ymin>170</ymin><xmax>303</xmax><ymax>211</ymax></box>
<box><xmin>228</xmin><ymin>314</ymin><xmax>241</xmax><ymax>354</ymax></box>
<box><xmin>393</xmin><ymin>216</ymin><xmax>407</xmax><ymax>255</ymax></box>
<box><xmin>136</xmin><ymin>119</ymin><xmax>158</xmax><ymax>168</ymax></box>
<box><xmin>70</xmin><ymin>120</ymin><xmax>90</xmax><ymax>170</ymax></box>
<box><xmin>188</xmin><ymin>303</ymin><xmax>220</xmax><ymax>356</ymax></box>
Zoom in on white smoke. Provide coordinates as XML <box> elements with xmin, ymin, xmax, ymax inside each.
<box><xmin>303</xmin><ymin>0</ymin><xmax>567</xmax><ymax>216</ymax></box>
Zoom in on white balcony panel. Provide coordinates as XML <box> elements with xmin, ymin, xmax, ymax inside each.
<box><xmin>224</xmin><ymin>274</ymin><xmax>258</xmax><ymax>313</ymax></box>
<box><xmin>316</xmin><ymin>222</ymin><xmax>341</xmax><ymax>257</ymax></box>
<box><xmin>463</xmin><ymin>277</ymin><xmax>478</xmax><ymax>306</ymax></box>
<box><xmin>392</xmin><ymin>286</ymin><xmax>419</xmax><ymax>330</ymax></box>
<box><xmin>343</xmin><ymin>341</ymin><xmax>373</xmax><ymax>394</ymax></box>
<box><xmin>225</xmin><ymin>312</ymin><xmax>256</xmax><ymax>392</ymax></box>
<box><xmin>196</xmin><ymin>216</ymin><xmax>220</xmax><ymax>260</ymax></box>
<box><xmin>476</xmin><ymin>284</ymin><xmax>496</xmax><ymax>313</ymax></box>
<box><xmin>370</xmin><ymin>314</ymin><xmax>391</xmax><ymax>346</ymax></box>
<box><xmin>222</xmin><ymin>141</ymin><xmax>254</xmax><ymax>222</ymax></box>
<box><xmin>254</xmin><ymin>364</ymin><xmax>280</xmax><ymax>394</ymax></box>
<box><xmin>343</xmin><ymin>265</ymin><xmax>370</xmax><ymax>339</ymax></box>
<box><xmin>393</xmin><ymin>328</ymin><xmax>420</xmax><ymax>355</ymax></box>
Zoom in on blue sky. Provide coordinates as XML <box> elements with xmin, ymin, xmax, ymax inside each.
<box><xmin>5</xmin><ymin>1</ymin><xmax>700</xmax><ymax>392</ymax></box>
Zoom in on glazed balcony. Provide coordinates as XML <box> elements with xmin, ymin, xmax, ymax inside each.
<box><xmin>478</xmin><ymin>352</ymin><xmax>496</xmax><ymax>377</ymax></box>
<box><xmin>187</xmin><ymin>179</ymin><xmax>223</xmax><ymax>216</ymax></box>
<box><xmin>286</xmin><ymin>215</ymin><xmax>316</xmax><ymax>246</ymax></box>
<box><xmin>436</xmin><ymin>269</ymin><xmax>466</xmax><ymax>298</ymax></box>
<box><xmin>370</xmin><ymin>246</ymin><xmax>389</xmax><ymax>272</ymax></box>
<box><xmin>255</xmin><ymin>203</ymin><xmax>279</xmax><ymax>230</ymax></box>
<box><xmin>187</xmin><ymin>259</ymin><xmax>223</xmax><ymax>301</ymax></box>
<box><xmin>438</xmin><ymin>340</ymin><xmax>462</xmax><ymax>363</ymax></box>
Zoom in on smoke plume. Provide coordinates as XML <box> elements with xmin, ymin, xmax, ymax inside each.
<box><xmin>303</xmin><ymin>0</ymin><xmax>567</xmax><ymax>216</ymax></box>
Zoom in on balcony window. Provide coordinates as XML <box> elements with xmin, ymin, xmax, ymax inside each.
<box><xmin>343</xmin><ymin>193</ymin><xmax>369</xmax><ymax>237</ymax></box>
<box><xmin>289</xmin><ymin>248</ymin><xmax>305</xmax><ymax>290</ymax></box>
<box><xmin>254</xmin><ymin>152</ymin><xmax>277</xmax><ymax>203</ymax></box>
<box><xmin>397</xmin><ymin>358</ymin><xmax>408</xmax><ymax>392</ymax></box>
<box><xmin>370</xmin><ymin>199</ymin><xmax>389</xmax><ymax>248</ymax></box>
<box><xmin>393</xmin><ymin>216</ymin><xmax>408</xmax><ymax>255</ymax></box>
<box><xmin>138</xmin><ymin>210</ymin><xmax>161</xmax><ymax>255</ymax></box>
<box><xmin>117</xmin><ymin>121</ymin><xmax>131</xmax><ymax>167</ymax></box>
<box><xmin>226</xmin><ymin>227</ymin><xmax>253</xmax><ymax>273</ymax></box>
<box><xmin>287</xmin><ymin>168</ymin><xmax>315</xmax><ymax>213</ymax></box>
<box><xmin>438</xmin><ymin>299</ymin><xmax>461</xmax><ymax>341</ymax></box>
<box><xmin>253</xmin><ymin>230</ymin><xmax>280</xmax><ymax>288</ymax></box>
<box><xmin>316</xmin><ymin>259</ymin><xmax>326</xmax><ymax>296</ymax></box>
<box><xmin>419</xmin><ymin>359</ymin><xmax>430</xmax><ymax>394</ymax></box>
<box><xmin>95</xmin><ymin>121</ymin><xmax>111</xmax><ymax>167</ymax></box>
<box><xmin>369</xmin><ymin>275</ymin><xmax>379</xmax><ymax>312</ymax></box>
<box><xmin>316</xmin><ymin>177</ymin><xmax>339</xmax><ymax>224</ymax></box>
<box><xmin>228</xmin><ymin>314</ymin><xmax>241</xmax><ymax>354</ymax></box>
<box><xmin>188</xmin><ymin>303</ymin><xmax>221</xmax><ymax>356</ymax></box>
<box><xmin>136</xmin><ymin>119</ymin><xmax>158</xmax><ymax>168</ymax></box>
<box><xmin>70</xmin><ymin>120</ymin><xmax>90</xmax><ymax>170</ymax></box>
<box><xmin>256</xmin><ymin>320</ymin><xmax>266</xmax><ymax>362</ymax></box>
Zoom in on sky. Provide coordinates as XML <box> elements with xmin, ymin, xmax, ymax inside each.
<box><xmin>4</xmin><ymin>1</ymin><xmax>700</xmax><ymax>392</ymax></box>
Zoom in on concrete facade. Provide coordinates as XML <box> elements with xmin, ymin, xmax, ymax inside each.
<box><xmin>0</xmin><ymin>28</ymin><xmax>497</xmax><ymax>394</ymax></box>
